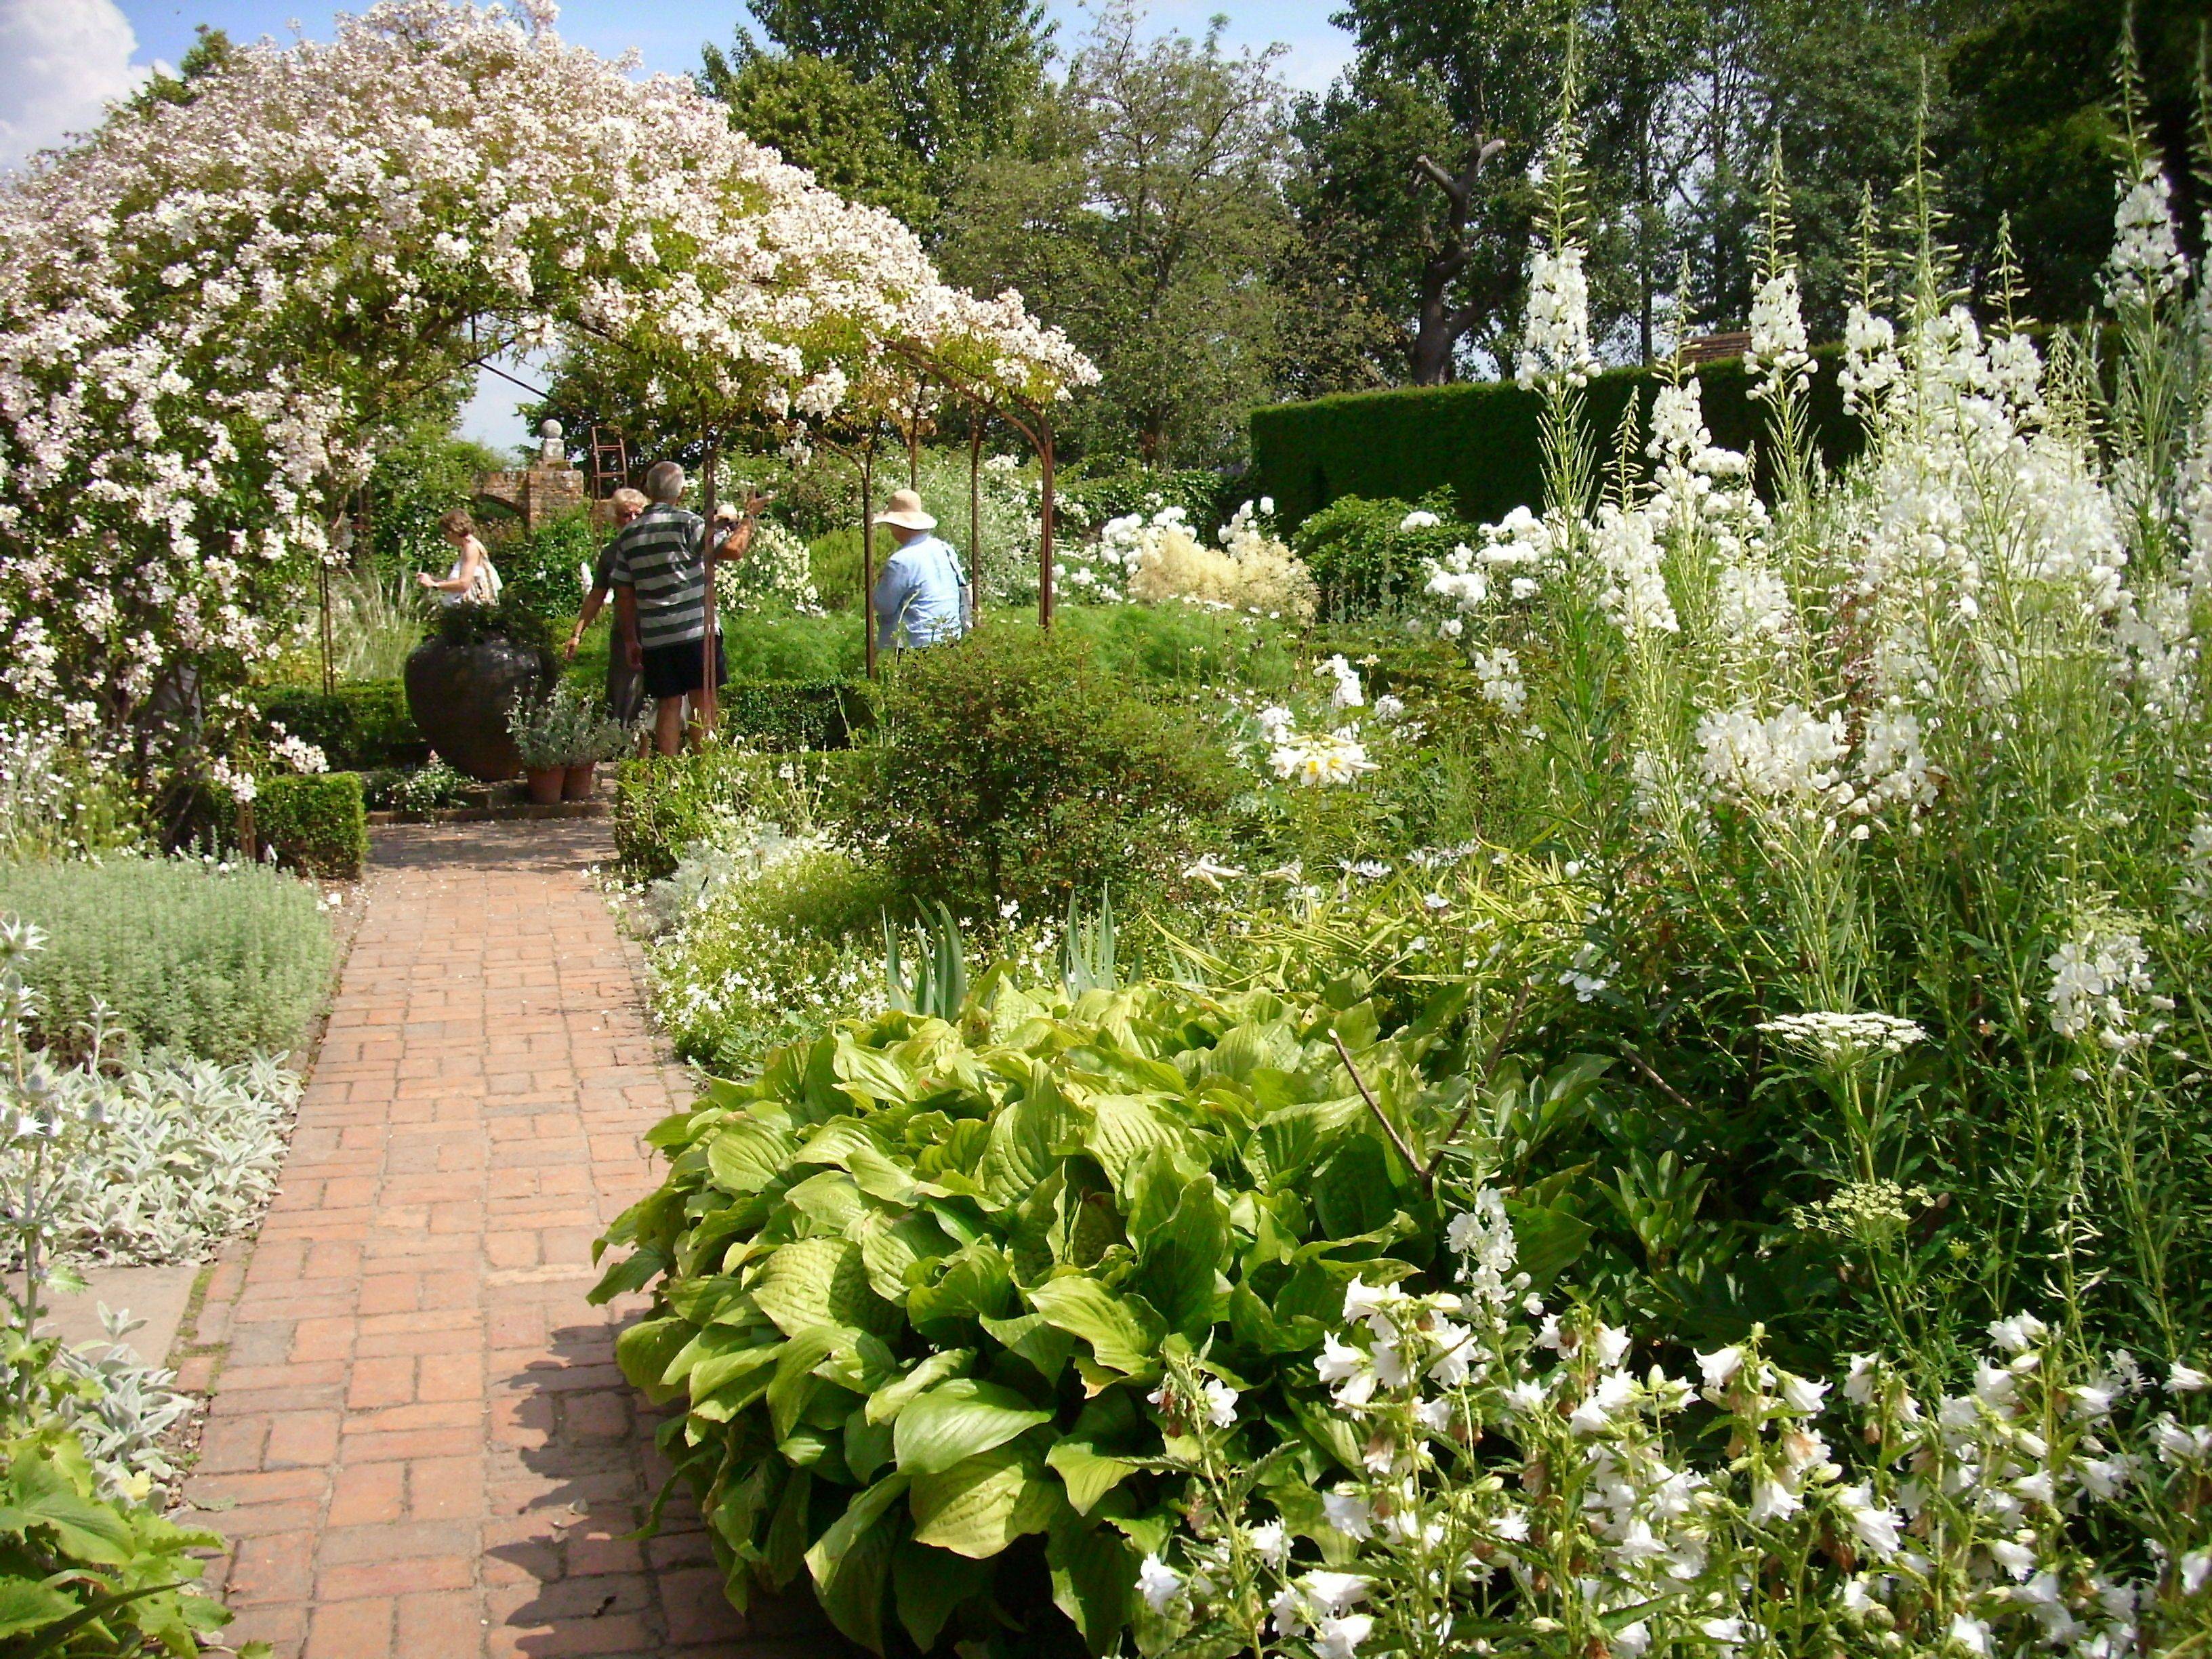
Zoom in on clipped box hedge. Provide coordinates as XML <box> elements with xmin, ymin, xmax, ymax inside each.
<box><xmin>1249</xmin><ymin>344</ymin><xmax>1858</xmax><ymax>529</ymax></box>
<box><xmin>254</xmin><ymin>772</ymin><xmax>369</xmax><ymax>880</ymax></box>
<box><xmin>255</xmin><ymin>679</ymin><xmax>428</xmax><ymax>771</ymax></box>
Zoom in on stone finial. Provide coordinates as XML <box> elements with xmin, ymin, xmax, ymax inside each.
<box><xmin>537</xmin><ymin>417</ymin><xmax>565</xmax><ymax>463</ymax></box>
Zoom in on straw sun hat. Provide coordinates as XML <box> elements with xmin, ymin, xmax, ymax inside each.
<box><xmin>873</xmin><ymin>489</ymin><xmax>936</xmax><ymax>531</ymax></box>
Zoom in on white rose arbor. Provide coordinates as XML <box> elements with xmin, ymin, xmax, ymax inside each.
<box><xmin>0</xmin><ymin>0</ymin><xmax>1094</xmax><ymax>792</ymax></box>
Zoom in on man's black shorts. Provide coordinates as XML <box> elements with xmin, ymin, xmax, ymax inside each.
<box><xmin>640</xmin><ymin>636</ymin><xmax>727</xmax><ymax>701</ymax></box>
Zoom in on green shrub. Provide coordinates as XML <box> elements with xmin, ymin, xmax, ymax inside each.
<box><xmin>255</xmin><ymin>679</ymin><xmax>428</xmax><ymax>770</ymax></box>
<box><xmin>595</xmin><ymin>981</ymin><xmax>1607</xmax><ymax>1657</ymax></box>
<box><xmin>807</xmin><ymin>525</ymin><xmax>903</xmax><ymax>615</ymax></box>
<box><xmin>1047</xmin><ymin>602</ymin><xmax>1297</xmax><ymax>692</ymax></box>
<box><xmin>719</xmin><ymin>611</ymin><xmax>870</xmax><ymax>682</ymax></box>
<box><xmin>1057</xmin><ymin>463</ymin><xmax>1230</xmax><ymax>531</ymax></box>
<box><xmin>718</xmin><ymin>681</ymin><xmax>872</xmax><ymax>751</ymax></box>
<box><xmin>254</xmin><ymin>773</ymin><xmax>368</xmax><ymax>880</ymax></box>
<box><xmin>613</xmin><ymin>748</ymin><xmax>872</xmax><ymax>882</ymax></box>
<box><xmin>1290</xmin><ymin>489</ymin><xmax>1474</xmax><ymax>617</ymax></box>
<box><xmin>497</xmin><ymin>509</ymin><xmax>600</xmax><ymax>630</ymax></box>
<box><xmin>645</xmin><ymin>842</ymin><xmax>894</xmax><ymax>1073</ymax></box>
<box><xmin>1248</xmin><ymin>345</ymin><xmax>1857</xmax><ymax>528</ymax></box>
<box><xmin>0</xmin><ymin>856</ymin><xmax>333</xmax><ymax>1060</ymax></box>
<box><xmin>855</xmin><ymin>626</ymin><xmax>1234</xmax><ymax>918</ymax></box>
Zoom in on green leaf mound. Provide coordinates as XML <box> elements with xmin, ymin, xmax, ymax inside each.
<box><xmin>597</xmin><ymin>980</ymin><xmax>1559</xmax><ymax>1656</ymax></box>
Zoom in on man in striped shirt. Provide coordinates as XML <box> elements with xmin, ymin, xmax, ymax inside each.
<box><xmin>610</xmin><ymin>459</ymin><xmax>752</xmax><ymax>755</ymax></box>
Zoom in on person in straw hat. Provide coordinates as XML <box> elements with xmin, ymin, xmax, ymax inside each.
<box><xmin>870</xmin><ymin>489</ymin><xmax>968</xmax><ymax>651</ymax></box>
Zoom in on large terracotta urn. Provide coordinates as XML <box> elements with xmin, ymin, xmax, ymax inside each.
<box><xmin>403</xmin><ymin>634</ymin><xmax>548</xmax><ymax>781</ymax></box>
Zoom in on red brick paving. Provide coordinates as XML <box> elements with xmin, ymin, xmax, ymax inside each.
<box><xmin>180</xmin><ymin>823</ymin><xmax>857</xmax><ymax>1659</ymax></box>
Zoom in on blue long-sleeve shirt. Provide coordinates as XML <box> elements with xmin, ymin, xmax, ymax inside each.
<box><xmin>872</xmin><ymin>533</ymin><xmax>968</xmax><ymax>649</ymax></box>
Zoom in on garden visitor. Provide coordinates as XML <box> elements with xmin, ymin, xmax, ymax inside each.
<box><xmin>415</xmin><ymin>509</ymin><xmax>501</xmax><ymax>606</ymax></box>
<box><xmin>607</xmin><ymin>461</ymin><xmax>756</xmax><ymax>756</ymax></box>
<box><xmin>871</xmin><ymin>489</ymin><xmax>968</xmax><ymax>651</ymax></box>
<box><xmin>567</xmin><ymin>486</ymin><xmax>648</xmax><ymax>726</ymax></box>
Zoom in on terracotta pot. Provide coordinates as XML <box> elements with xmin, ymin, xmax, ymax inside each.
<box><xmin>562</xmin><ymin>762</ymin><xmax>596</xmax><ymax>802</ymax></box>
<box><xmin>525</xmin><ymin>766</ymin><xmax>565</xmax><ymax>805</ymax></box>
<box><xmin>403</xmin><ymin>634</ymin><xmax>549</xmax><ymax>782</ymax></box>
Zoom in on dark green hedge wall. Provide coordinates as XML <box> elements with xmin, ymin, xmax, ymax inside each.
<box><xmin>1249</xmin><ymin>346</ymin><xmax>1858</xmax><ymax>529</ymax></box>
<box><xmin>256</xmin><ymin>680</ymin><xmax>428</xmax><ymax>771</ymax></box>
<box><xmin>256</xmin><ymin>773</ymin><xmax>369</xmax><ymax>880</ymax></box>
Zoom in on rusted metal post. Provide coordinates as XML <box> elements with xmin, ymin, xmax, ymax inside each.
<box><xmin>861</xmin><ymin>441</ymin><xmax>878</xmax><ymax>680</ymax></box>
<box><xmin>968</xmin><ymin>422</ymin><xmax>983</xmax><ymax>628</ymax></box>
<box><xmin>699</xmin><ymin>432</ymin><xmax>720</xmax><ymax>739</ymax></box>
<box><xmin>1038</xmin><ymin>415</ymin><xmax>1055</xmax><ymax>630</ymax></box>
<box><xmin>319</xmin><ymin>559</ymin><xmax>335</xmax><ymax>697</ymax></box>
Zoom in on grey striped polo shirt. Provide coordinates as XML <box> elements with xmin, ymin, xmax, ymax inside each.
<box><xmin>607</xmin><ymin>505</ymin><xmax>708</xmax><ymax>649</ymax></box>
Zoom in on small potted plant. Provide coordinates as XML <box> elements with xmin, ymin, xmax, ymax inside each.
<box><xmin>563</xmin><ymin>708</ymin><xmax>634</xmax><ymax>801</ymax></box>
<box><xmin>508</xmin><ymin>684</ymin><xmax>588</xmax><ymax>804</ymax></box>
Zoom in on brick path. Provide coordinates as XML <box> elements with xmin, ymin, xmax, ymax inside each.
<box><xmin>178</xmin><ymin>822</ymin><xmax>842</xmax><ymax>1659</ymax></box>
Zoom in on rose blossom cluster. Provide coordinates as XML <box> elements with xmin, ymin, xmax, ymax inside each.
<box><xmin>0</xmin><ymin>0</ymin><xmax>1090</xmax><ymax>761</ymax></box>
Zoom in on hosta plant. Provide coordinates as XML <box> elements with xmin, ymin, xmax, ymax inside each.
<box><xmin>594</xmin><ymin>979</ymin><xmax>1607</xmax><ymax>1656</ymax></box>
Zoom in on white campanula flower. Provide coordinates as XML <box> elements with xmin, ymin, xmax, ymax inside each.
<box><xmin>1839</xmin><ymin>1485</ymin><xmax>1904</xmax><ymax>1558</ymax></box>
<box><xmin>1948</xmin><ymin>1612</ymin><xmax>1992</xmax><ymax>1655</ymax></box>
<box><xmin>1136</xmin><ymin>1554</ymin><xmax>1183</xmax><ymax>1612</ymax></box>
<box><xmin>1781</xmin><ymin>1374</ymin><xmax>1830</xmax><ymax>1415</ymax></box>
<box><xmin>2169</xmin><ymin>1363</ymin><xmax>2210</xmax><ymax>1393</ymax></box>
<box><xmin>1371</xmin><ymin>1334</ymin><xmax>1416</xmax><ymax>1391</ymax></box>
<box><xmin>1201</xmin><ymin>1379</ymin><xmax>1238</xmax><ymax>1428</ymax></box>
<box><xmin>1990</xmin><ymin>1538</ymin><xmax>2037</xmax><ymax>1580</ymax></box>
<box><xmin>1697</xmin><ymin>1346</ymin><xmax>1744</xmax><ymax>1391</ymax></box>
<box><xmin>1317</xmin><ymin>1334</ymin><xmax>1376</xmax><ymax>1407</ymax></box>
<box><xmin>1569</xmin><ymin>1370</ymin><xmax>1637</xmax><ymax>1434</ymax></box>
<box><xmin>1323</xmin><ymin>1490</ymin><xmax>1373</xmax><ymax>1539</ymax></box>
<box><xmin>1988</xmin><ymin>1314</ymin><xmax>2049</xmax><ymax>1353</ymax></box>
<box><xmin>1749</xmin><ymin>1475</ymin><xmax>1803</xmax><ymax>1524</ymax></box>
<box><xmin>1315</xmin><ymin>1612</ymin><xmax>1374</xmax><ymax>1659</ymax></box>
<box><xmin>1247</xmin><ymin>1518</ymin><xmax>1287</xmax><ymax>1568</ymax></box>
<box><xmin>1414</xmin><ymin>1395</ymin><xmax>1454</xmax><ymax>1435</ymax></box>
<box><xmin>1372</xmin><ymin>693</ymin><xmax>1406</xmax><ymax>722</ymax></box>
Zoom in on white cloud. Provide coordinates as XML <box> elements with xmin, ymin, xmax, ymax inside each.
<box><xmin>0</xmin><ymin>0</ymin><xmax>153</xmax><ymax>171</ymax></box>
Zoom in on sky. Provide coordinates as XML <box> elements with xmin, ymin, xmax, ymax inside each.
<box><xmin>2</xmin><ymin>0</ymin><xmax>1351</xmax><ymax>445</ymax></box>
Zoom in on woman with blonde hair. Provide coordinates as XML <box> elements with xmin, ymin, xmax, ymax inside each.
<box><xmin>416</xmin><ymin>508</ymin><xmax>502</xmax><ymax>606</ymax></box>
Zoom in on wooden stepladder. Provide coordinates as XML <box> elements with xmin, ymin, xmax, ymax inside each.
<box><xmin>588</xmin><ymin>425</ymin><xmax>630</xmax><ymax>499</ymax></box>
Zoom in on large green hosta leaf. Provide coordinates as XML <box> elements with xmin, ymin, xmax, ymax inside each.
<box><xmin>1027</xmin><ymin>1276</ymin><xmax>1168</xmax><ymax>1378</ymax></box>
<box><xmin>909</xmin><ymin>1443</ymin><xmax>1058</xmax><ymax>1557</ymax></box>
<box><xmin>893</xmin><ymin>1379</ymin><xmax>1052</xmax><ymax>1474</ymax></box>
<box><xmin>750</xmin><ymin>1237</ymin><xmax>898</xmax><ymax>1338</ymax></box>
<box><xmin>804</xmin><ymin>1473</ymin><xmax>907</xmax><ymax>1654</ymax></box>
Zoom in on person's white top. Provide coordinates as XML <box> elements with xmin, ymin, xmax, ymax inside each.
<box><xmin>443</xmin><ymin>545</ymin><xmax>502</xmax><ymax>607</ymax></box>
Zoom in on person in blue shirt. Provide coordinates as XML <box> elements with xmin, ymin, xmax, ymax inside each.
<box><xmin>871</xmin><ymin>489</ymin><xmax>969</xmax><ymax>650</ymax></box>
